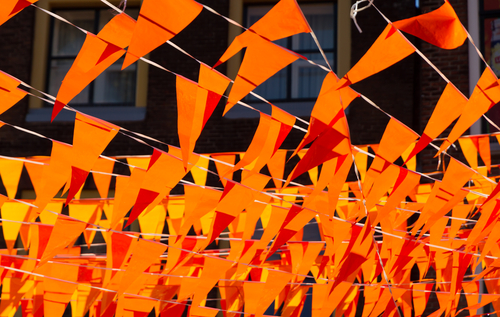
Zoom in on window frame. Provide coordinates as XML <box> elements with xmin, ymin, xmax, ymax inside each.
<box><xmin>27</xmin><ymin>0</ymin><xmax>148</xmax><ymax>122</ymax></box>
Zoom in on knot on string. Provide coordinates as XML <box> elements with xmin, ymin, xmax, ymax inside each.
<box><xmin>350</xmin><ymin>0</ymin><xmax>374</xmax><ymax>33</ymax></box>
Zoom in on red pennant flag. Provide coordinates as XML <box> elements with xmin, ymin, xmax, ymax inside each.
<box><xmin>294</xmin><ymin>72</ymin><xmax>358</xmax><ymax>156</ymax></box>
<box><xmin>123</xmin><ymin>0</ymin><xmax>203</xmax><ymax>69</ymax></box>
<box><xmin>393</xmin><ymin>0</ymin><xmax>467</xmax><ymax>49</ymax></box>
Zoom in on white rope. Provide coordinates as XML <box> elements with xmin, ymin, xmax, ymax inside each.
<box><xmin>350</xmin><ymin>0</ymin><xmax>374</xmax><ymax>33</ymax></box>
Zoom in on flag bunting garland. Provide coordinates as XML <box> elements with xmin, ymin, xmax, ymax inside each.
<box><xmin>0</xmin><ymin>0</ymin><xmax>498</xmax><ymax>316</ymax></box>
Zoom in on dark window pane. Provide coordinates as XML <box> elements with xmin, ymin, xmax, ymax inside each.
<box><xmin>94</xmin><ymin>60</ymin><xmax>136</xmax><ymax>104</ymax></box>
<box><xmin>484</xmin><ymin>0</ymin><xmax>500</xmax><ymax>11</ymax></box>
<box><xmin>52</xmin><ymin>10</ymin><xmax>94</xmax><ymax>57</ymax></box>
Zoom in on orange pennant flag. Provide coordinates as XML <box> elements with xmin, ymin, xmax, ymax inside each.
<box><xmin>458</xmin><ymin>137</ymin><xmax>478</xmax><ymax>170</ymax></box>
<box><xmin>38</xmin><ymin>215</ymin><xmax>87</xmax><ymax>267</ymax></box>
<box><xmin>43</xmin><ymin>262</ymin><xmax>79</xmax><ymax>317</ymax></box>
<box><xmin>211</xmin><ymin>153</ymin><xmax>235</xmax><ymax>187</ymax></box>
<box><xmin>215</xmin><ymin>0</ymin><xmax>310</xmax><ymax>66</ymax></box>
<box><xmin>267</xmin><ymin>150</ymin><xmax>287</xmax><ymax>189</ymax></box>
<box><xmin>177</xmin><ymin>65</ymin><xmax>231</xmax><ymax>167</ymax></box>
<box><xmin>191</xmin><ymin>256</ymin><xmax>234</xmax><ymax>310</ymax></box>
<box><xmin>478</xmin><ymin>136</ymin><xmax>492</xmax><ymax>171</ymax></box>
<box><xmin>123</xmin><ymin>0</ymin><xmax>203</xmax><ymax>69</ymax></box>
<box><xmin>138</xmin><ymin>204</ymin><xmax>166</xmax><ymax>241</ymax></box>
<box><xmin>24</xmin><ymin>157</ymin><xmax>48</xmax><ymax>198</ymax></box>
<box><xmin>412</xmin><ymin>158</ymin><xmax>475</xmax><ymax>235</ymax></box>
<box><xmin>66</xmin><ymin>113</ymin><xmax>119</xmax><ymax>204</ymax></box>
<box><xmin>219</xmin><ymin>32</ymin><xmax>301</xmax><ymax>115</ymax></box>
<box><xmin>177</xmin><ymin>185</ymin><xmax>221</xmax><ymax>242</ymax></box>
<box><xmin>406</xmin><ymin>83</ymin><xmax>467</xmax><ymax>162</ymax></box>
<box><xmin>336</xmin><ymin>24</ymin><xmax>415</xmax><ymax>89</ymax></box>
<box><xmin>68</xmin><ymin>201</ymin><xmax>101</xmax><ymax>247</ymax></box>
<box><xmin>0</xmin><ymin>277</ymin><xmax>34</xmax><ymax>317</ymax></box>
<box><xmin>112</xmin><ymin>169</ymin><xmax>145</xmax><ymax>230</ymax></box>
<box><xmin>376</xmin><ymin>118</ymin><xmax>419</xmax><ymax>163</ymax></box>
<box><xmin>91</xmin><ymin>157</ymin><xmax>115</xmax><ymax>199</ymax></box>
<box><xmin>52</xmin><ymin>13</ymin><xmax>136</xmax><ymax>120</ymax></box>
<box><xmin>439</xmin><ymin>68</ymin><xmax>500</xmax><ymax>153</ymax></box>
<box><xmin>116</xmin><ymin>295</ymin><xmax>156</xmax><ymax>317</ymax></box>
<box><xmin>0</xmin><ymin>71</ymin><xmax>27</xmax><ymax>115</ymax></box>
<box><xmin>32</xmin><ymin>141</ymin><xmax>72</xmax><ymax>219</ymax></box>
<box><xmin>0</xmin><ymin>0</ymin><xmax>38</xmax><ymax>26</ymax></box>
<box><xmin>243</xmin><ymin>270</ymin><xmax>293</xmax><ymax>317</ymax></box>
<box><xmin>1</xmin><ymin>200</ymin><xmax>29</xmax><ymax>251</ymax></box>
<box><xmin>242</xmin><ymin>0</ymin><xmax>310</xmax><ymax>42</ymax></box>
<box><xmin>231</xmin><ymin>109</ymin><xmax>294</xmax><ymax>175</ymax></box>
<box><xmin>206</xmin><ymin>182</ymin><xmax>255</xmax><ymax>246</ymax></box>
<box><xmin>393</xmin><ymin>0</ymin><xmax>467</xmax><ymax>49</ymax></box>
<box><xmin>294</xmin><ymin>72</ymin><xmax>358</xmax><ymax>157</ymax></box>
<box><xmin>0</xmin><ymin>158</ymin><xmax>23</xmax><ymax>199</ymax></box>
<box><xmin>126</xmin><ymin>149</ymin><xmax>191</xmax><ymax>227</ymax></box>
<box><xmin>117</xmin><ymin>239</ymin><xmax>167</xmax><ymax>296</ymax></box>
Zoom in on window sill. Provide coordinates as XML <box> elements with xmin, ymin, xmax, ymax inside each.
<box><xmin>26</xmin><ymin>106</ymin><xmax>146</xmax><ymax>122</ymax></box>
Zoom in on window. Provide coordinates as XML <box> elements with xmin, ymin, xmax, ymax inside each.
<box><xmin>225</xmin><ymin>0</ymin><xmax>348</xmax><ymax>119</ymax></box>
<box><xmin>48</xmin><ymin>8</ymin><xmax>138</xmax><ymax>107</ymax></box>
<box><xmin>478</xmin><ymin>0</ymin><xmax>500</xmax><ymax>133</ymax></box>
<box><xmin>245</xmin><ymin>3</ymin><xmax>335</xmax><ymax>101</ymax></box>
<box><xmin>28</xmin><ymin>0</ymin><xmax>148</xmax><ymax>122</ymax></box>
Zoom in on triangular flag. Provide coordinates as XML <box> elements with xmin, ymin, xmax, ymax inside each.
<box><xmin>0</xmin><ymin>158</ymin><xmax>23</xmax><ymax>199</ymax></box>
<box><xmin>405</xmin><ymin>83</ymin><xmax>467</xmax><ymax>162</ymax></box>
<box><xmin>221</xmin><ymin>32</ymin><xmax>301</xmax><ymax>114</ymax></box>
<box><xmin>91</xmin><ymin>157</ymin><xmax>115</xmax><ymax>199</ymax></box>
<box><xmin>52</xmin><ymin>13</ymin><xmax>136</xmax><ymax>120</ymax></box>
<box><xmin>215</xmin><ymin>0</ymin><xmax>311</xmax><ymax>66</ymax></box>
<box><xmin>177</xmin><ymin>65</ymin><xmax>231</xmax><ymax>168</ymax></box>
<box><xmin>68</xmin><ymin>201</ymin><xmax>101</xmax><ymax>247</ymax></box>
<box><xmin>0</xmin><ymin>0</ymin><xmax>38</xmax><ymax>26</ymax></box>
<box><xmin>0</xmin><ymin>70</ymin><xmax>27</xmax><ymax>115</ymax></box>
<box><xmin>335</xmin><ymin>24</ymin><xmax>415</xmax><ymax>89</ymax></box>
<box><xmin>123</xmin><ymin>0</ymin><xmax>203</xmax><ymax>69</ymax></box>
<box><xmin>38</xmin><ymin>215</ymin><xmax>87</xmax><ymax>267</ymax></box>
<box><xmin>1</xmin><ymin>200</ymin><xmax>29</xmax><ymax>250</ymax></box>
<box><xmin>439</xmin><ymin>68</ymin><xmax>500</xmax><ymax>153</ymax></box>
<box><xmin>393</xmin><ymin>0</ymin><xmax>467</xmax><ymax>49</ymax></box>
